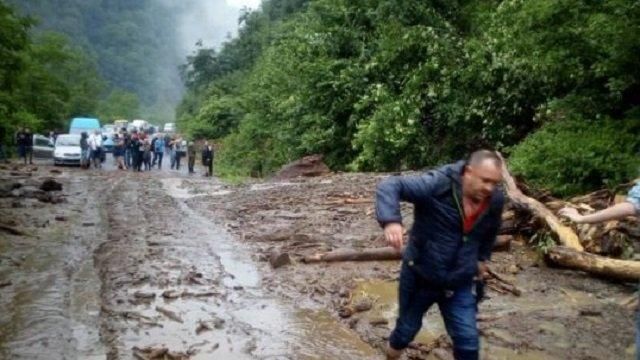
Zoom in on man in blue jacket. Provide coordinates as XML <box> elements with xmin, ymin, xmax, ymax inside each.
<box><xmin>376</xmin><ymin>150</ymin><xmax>504</xmax><ymax>360</ymax></box>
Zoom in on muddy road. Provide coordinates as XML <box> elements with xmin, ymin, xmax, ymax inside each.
<box><xmin>0</xmin><ymin>158</ymin><xmax>636</xmax><ymax>359</ymax></box>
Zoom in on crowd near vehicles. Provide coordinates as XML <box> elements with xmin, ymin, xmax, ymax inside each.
<box><xmin>48</xmin><ymin>117</ymin><xmax>162</xmax><ymax>165</ymax></box>
<box><xmin>53</xmin><ymin>134</ymin><xmax>82</xmax><ymax>165</ymax></box>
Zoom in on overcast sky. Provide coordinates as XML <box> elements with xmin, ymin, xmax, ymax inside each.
<box><xmin>226</xmin><ymin>0</ymin><xmax>262</xmax><ymax>7</ymax></box>
<box><xmin>173</xmin><ymin>0</ymin><xmax>263</xmax><ymax>55</ymax></box>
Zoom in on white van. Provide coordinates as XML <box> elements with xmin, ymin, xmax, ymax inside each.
<box><xmin>131</xmin><ymin>119</ymin><xmax>149</xmax><ymax>131</ymax></box>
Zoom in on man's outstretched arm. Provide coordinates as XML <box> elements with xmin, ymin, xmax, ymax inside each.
<box><xmin>375</xmin><ymin>173</ymin><xmax>435</xmax><ymax>249</ymax></box>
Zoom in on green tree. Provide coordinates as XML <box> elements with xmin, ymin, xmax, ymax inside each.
<box><xmin>97</xmin><ymin>89</ymin><xmax>141</xmax><ymax>122</ymax></box>
<box><xmin>16</xmin><ymin>32</ymin><xmax>105</xmax><ymax>130</ymax></box>
<box><xmin>0</xmin><ymin>0</ymin><xmax>32</xmax><ymax>126</ymax></box>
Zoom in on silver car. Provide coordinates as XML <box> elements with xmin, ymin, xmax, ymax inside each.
<box><xmin>53</xmin><ymin>134</ymin><xmax>82</xmax><ymax>165</ymax></box>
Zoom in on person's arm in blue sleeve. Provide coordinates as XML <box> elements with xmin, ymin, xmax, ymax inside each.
<box><xmin>375</xmin><ymin>173</ymin><xmax>435</xmax><ymax>226</ymax></box>
<box><xmin>375</xmin><ymin>172</ymin><xmax>436</xmax><ymax>250</ymax></box>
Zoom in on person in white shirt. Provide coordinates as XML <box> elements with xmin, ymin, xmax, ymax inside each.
<box><xmin>88</xmin><ymin>130</ymin><xmax>103</xmax><ymax>168</ymax></box>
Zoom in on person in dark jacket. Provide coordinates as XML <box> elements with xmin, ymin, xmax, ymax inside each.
<box><xmin>376</xmin><ymin>150</ymin><xmax>504</xmax><ymax>360</ymax></box>
<box><xmin>187</xmin><ymin>141</ymin><xmax>196</xmax><ymax>174</ymax></box>
<box><xmin>0</xmin><ymin>124</ymin><xmax>8</xmax><ymax>163</ymax></box>
<box><xmin>201</xmin><ymin>141</ymin><xmax>214</xmax><ymax>177</ymax></box>
<box><xmin>80</xmin><ymin>132</ymin><xmax>90</xmax><ymax>169</ymax></box>
<box><xmin>129</xmin><ymin>131</ymin><xmax>141</xmax><ymax>171</ymax></box>
<box><xmin>16</xmin><ymin>128</ymin><xmax>33</xmax><ymax>165</ymax></box>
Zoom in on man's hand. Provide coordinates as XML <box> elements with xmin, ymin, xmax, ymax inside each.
<box><xmin>559</xmin><ymin>207</ymin><xmax>584</xmax><ymax>223</ymax></box>
<box><xmin>384</xmin><ymin>223</ymin><xmax>404</xmax><ymax>250</ymax></box>
<box><xmin>478</xmin><ymin>261</ymin><xmax>490</xmax><ymax>280</ymax></box>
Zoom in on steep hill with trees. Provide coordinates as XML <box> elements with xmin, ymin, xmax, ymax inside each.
<box><xmin>177</xmin><ymin>0</ymin><xmax>640</xmax><ymax>196</ymax></box>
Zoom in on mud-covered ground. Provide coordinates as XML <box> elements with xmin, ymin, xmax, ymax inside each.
<box><xmin>0</xmin><ymin>159</ymin><xmax>636</xmax><ymax>359</ymax></box>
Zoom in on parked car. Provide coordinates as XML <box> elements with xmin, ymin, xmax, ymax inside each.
<box><xmin>53</xmin><ymin>134</ymin><xmax>82</xmax><ymax>166</ymax></box>
<box><xmin>131</xmin><ymin>119</ymin><xmax>149</xmax><ymax>132</ymax></box>
<box><xmin>114</xmin><ymin>119</ymin><xmax>128</xmax><ymax>130</ymax></box>
<box><xmin>163</xmin><ymin>122</ymin><xmax>176</xmax><ymax>133</ymax></box>
<box><xmin>32</xmin><ymin>134</ymin><xmax>54</xmax><ymax>158</ymax></box>
<box><xmin>102</xmin><ymin>125</ymin><xmax>115</xmax><ymax>153</ymax></box>
<box><xmin>102</xmin><ymin>135</ymin><xmax>114</xmax><ymax>153</ymax></box>
<box><xmin>102</xmin><ymin>124</ymin><xmax>115</xmax><ymax>134</ymax></box>
<box><xmin>69</xmin><ymin>117</ymin><xmax>101</xmax><ymax>135</ymax></box>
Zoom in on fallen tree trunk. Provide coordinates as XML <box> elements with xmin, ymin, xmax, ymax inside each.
<box><xmin>0</xmin><ymin>224</ymin><xmax>25</xmax><ymax>236</ymax></box>
<box><xmin>547</xmin><ymin>246</ymin><xmax>640</xmax><ymax>282</ymax></box>
<box><xmin>302</xmin><ymin>235</ymin><xmax>513</xmax><ymax>263</ymax></box>
<box><xmin>498</xmin><ymin>153</ymin><xmax>584</xmax><ymax>251</ymax></box>
<box><xmin>303</xmin><ymin>246</ymin><xmax>402</xmax><ymax>263</ymax></box>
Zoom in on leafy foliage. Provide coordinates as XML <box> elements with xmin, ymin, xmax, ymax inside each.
<box><xmin>0</xmin><ymin>1</ymin><xmax>107</xmax><ymax>144</ymax></box>
<box><xmin>177</xmin><ymin>0</ymin><xmax>640</xmax><ymax>191</ymax></box>
<box><xmin>509</xmin><ymin>117</ymin><xmax>640</xmax><ymax>197</ymax></box>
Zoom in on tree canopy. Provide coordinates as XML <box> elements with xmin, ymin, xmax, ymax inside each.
<box><xmin>177</xmin><ymin>0</ymin><xmax>640</xmax><ymax>195</ymax></box>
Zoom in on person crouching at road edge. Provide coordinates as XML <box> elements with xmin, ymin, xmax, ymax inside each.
<box><xmin>376</xmin><ymin>150</ymin><xmax>504</xmax><ymax>360</ymax></box>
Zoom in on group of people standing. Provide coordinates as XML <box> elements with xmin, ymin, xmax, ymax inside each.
<box><xmin>89</xmin><ymin>127</ymin><xmax>214</xmax><ymax>176</ymax></box>
<box><xmin>80</xmin><ymin>130</ymin><xmax>104</xmax><ymax>168</ymax></box>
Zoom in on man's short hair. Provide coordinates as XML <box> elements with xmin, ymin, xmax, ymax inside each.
<box><xmin>466</xmin><ymin>149</ymin><xmax>502</xmax><ymax>168</ymax></box>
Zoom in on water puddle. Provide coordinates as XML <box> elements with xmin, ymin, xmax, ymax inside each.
<box><xmin>160</xmin><ymin>178</ymin><xmax>232</xmax><ymax>199</ymax></box>
<box><xmin>351</xmin><ymin>279</ymin><xmax>447</xmax><ymax>345</ymax></box>
<box><xmin>351</xmin><ymin>279</ymin><xmax>568</xmax><ymax>359</ymax></box>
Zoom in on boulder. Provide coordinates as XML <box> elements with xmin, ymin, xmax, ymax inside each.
<box><xmin>272</xmin><ymin>154</ymin><xmax>330</xmax><ymax>180</ymax></box>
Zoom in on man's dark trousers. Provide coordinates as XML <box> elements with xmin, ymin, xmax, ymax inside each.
<box><xmin>155</xmin><ymin>152</ymin><xmax>163</xmax><ymax>169</ymax></box>
<box><xmin>188</xmin><ymin>156</ymin><xmax>195</xmax><ymax>173</ymax></box>
<box><xmin>390</xmin><ymin>262</ymin><xmax>479</xmax><ymax>360</ymax></box>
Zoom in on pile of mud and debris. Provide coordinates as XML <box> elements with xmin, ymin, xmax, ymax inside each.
<box><xmin>0</xmin><ymin>164</ymin><xmax>67</xmax><ymax>236</ymax></box>
<box><xmin>183</xmin><ymin>158</ymin><xmax>638</xmax><ymax>359</ymax></box>
<box><xmin>1</xmin><ymin>157</ymin><xmax>638</xmax><ymax>359</ymax></box>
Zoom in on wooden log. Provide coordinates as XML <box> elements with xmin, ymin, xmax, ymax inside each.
<box><xmin>0</xmin><ymin>224</ymin><xmax>25</xmax><ymax>236</ymax></box>
<box><xmin>547</xmin><ymin>246</ymin><xmax>640</xmax><ymax>282</ymax></box>
<box><xmin>302</xmin><ymin>236</ymin><xmax>513</xmax><ymax>264</ymax></box>
<box><xmin>498</xmin><ymin>153</ymin><xmax>584</xmax><ymax>251</ymax></box>
<box><xmin>302</xmin><ymin>246</ymin><xmax>402</xmax><ymax>263</ymax></box>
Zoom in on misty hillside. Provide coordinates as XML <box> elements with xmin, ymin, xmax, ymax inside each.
<box><xmin>6</xmin><ymin>0</ymin><xmax>253</xmax><ymax>124</ymax></box>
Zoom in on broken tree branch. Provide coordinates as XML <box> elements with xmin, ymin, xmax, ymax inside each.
<box><xmin>498</xmin><ymin>153</ymin><xmax>583</xmax><ymax>251</ymax></box>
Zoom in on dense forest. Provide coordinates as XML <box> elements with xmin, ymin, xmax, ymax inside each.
<box><xmin>177</xmin><ymin>0</ymin><xmax>640</xmax><ymax>196</ymax></box>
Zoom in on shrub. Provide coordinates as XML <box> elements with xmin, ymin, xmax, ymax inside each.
<box><xmin>509</xmin><ymin>117</ymin><xmax>640</xmax><ymax>197</ymax></box>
